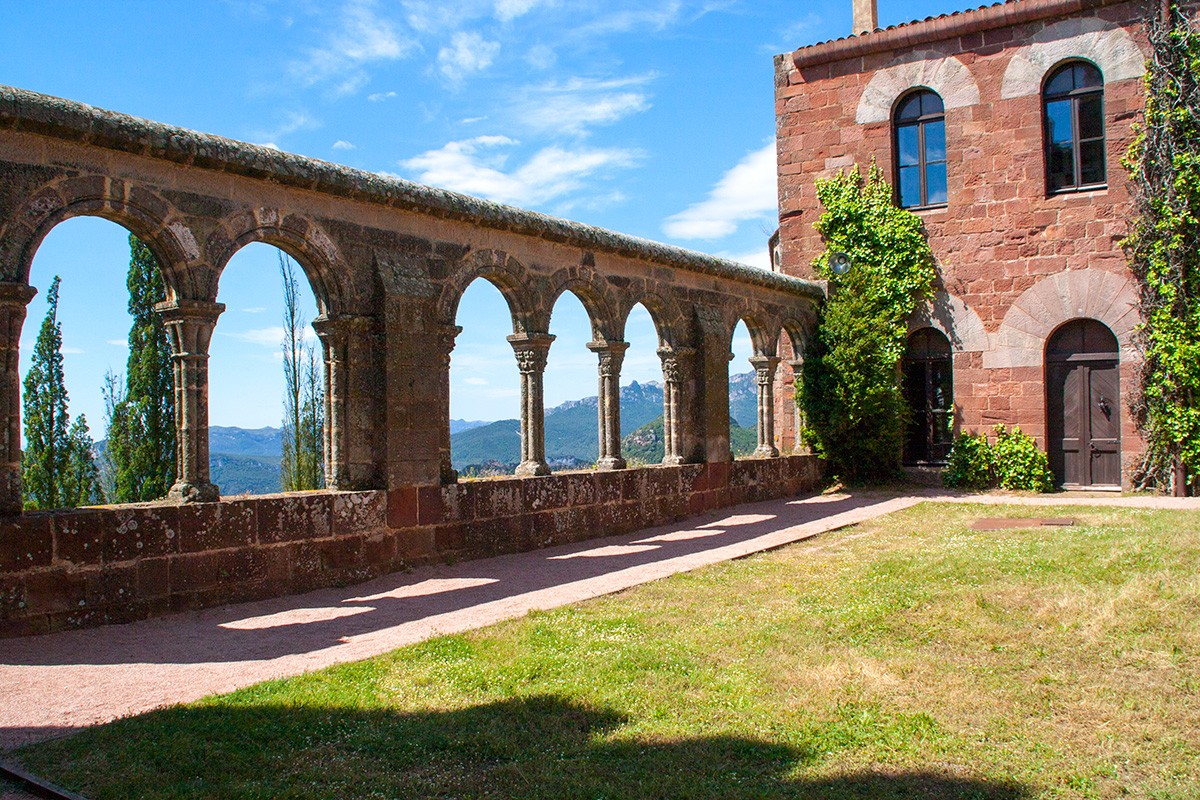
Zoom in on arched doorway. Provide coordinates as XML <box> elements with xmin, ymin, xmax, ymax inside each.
<box><xmin>1046</xmin><ymin>319</ymin><xmax>1120</xmax><ymax>488</ymax></box>
<box><xmin>902</xmin><ymin>328</ymin><xmax>953</xmax><ymax>464</ymax></box>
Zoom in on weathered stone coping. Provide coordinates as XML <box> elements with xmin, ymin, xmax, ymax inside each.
<box><xmin>788</xmin><ymin>0</ymin><xmax>1129</xmax><ymax>70</ymax></box>
<box><xmin>0</xmin><ymin>84</ymin><xmax>823</xmax><ymax>300</ymax></box>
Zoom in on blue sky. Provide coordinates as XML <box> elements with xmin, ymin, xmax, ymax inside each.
<box><xmin>1</xmin><ymin>0</ymin><xmax>967</xmax><ymax>429</ymax></box>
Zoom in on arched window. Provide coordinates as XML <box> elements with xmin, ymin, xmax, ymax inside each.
<box><xmin>894</xmin><ymin>90</ymin><xmax>947</xmax><ymax>209</ymax></box>
<box><xmin>1043</xmin><ymin>61</ymin><xmax>1105</xmax><ymax>193</ymax></box>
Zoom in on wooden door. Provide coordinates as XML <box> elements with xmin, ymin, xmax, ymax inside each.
<box><xmin>903</xmin><ymin>328</ymin><xmax>953</xmax><ymax>464</ymax></box>
<box><xmin>1046</xmin><ymin>320</ymin><xmax>1120</xmax><ymax>488</ymax></box>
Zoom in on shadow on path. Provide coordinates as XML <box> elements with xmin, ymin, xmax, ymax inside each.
<box><xmin>17</xmin><ymin>695</ymin><xmax>1028</xmax><ymax>800</ymax></box>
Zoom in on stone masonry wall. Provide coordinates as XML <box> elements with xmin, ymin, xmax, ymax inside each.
<box><xmin>774</xmin><ymin>0</ymin><xmax>1151</xmax><ymax>480</ymax></box>
<box><xmin>0</xmin><ymin>456</ymin><xmax>823</xmax><ymax>638</ymax></box>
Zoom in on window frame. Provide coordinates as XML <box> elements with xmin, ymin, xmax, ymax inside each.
<box><xmin>892</xmin><ymin>89</ymin><xmax>948</xmax><ymax>211</ymax></box>
<box><xmin>1042</xmin><ymin>60</ymin><xmax>1107</xmax><ymax>195</ymax></box>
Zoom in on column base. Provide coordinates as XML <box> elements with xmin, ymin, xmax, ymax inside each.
<box><xmin>169</xmin><ymin>481</ymin><xmax>221</xmax><ymax>503</ymax></box>
<box><xmin>753</xmin><ymin>445</ymin><xmax>781</xmax><ymax>458</ymax></box>
<box><xmin>596</xmin><ymin>456</ymin><xmax>626</xmax><ymax>471</ymax></box>
<box><xmin>514</xmin><ymin>460</ymin><xmax>551</xmax><ymax>477</ymax></box>
<box><xmin>661</xmin><ymin>455</ymin><xmax>686</xmax><ymax>466</ymax></box>
<box><xmin>440</xmin><ymin>465</ymin><xmax>459</xmax><ymax>485</ymax></box>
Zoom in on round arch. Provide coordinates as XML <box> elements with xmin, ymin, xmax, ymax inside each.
<box><xmin>544</xmin><ymin>268</ymin><xmax>619</xmax><ymax>343</ymax></box>
<box><xmin>438</xmin><ymin>249</ymin><xmax>536</xmax><ymax>335</ymax></box>
<box><xmin>856</xmin><ymin>52</ymin><xmax>980</xmax><ymax>124</ymax></box>
<box><xmin>1001</xmin><ymin>16</ymin><xmax>1144</xmax><ymax>99</ymax></box>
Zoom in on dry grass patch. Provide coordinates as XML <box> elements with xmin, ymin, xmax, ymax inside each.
<box><xmin>13</xmin><ymin>502</ymin><xmax>1200</xmax><ymax>799</ymax></box>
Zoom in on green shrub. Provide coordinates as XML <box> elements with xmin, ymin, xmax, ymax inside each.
<box><xmin>941</xmin><ymin>432</ymin><xmax>994</xmax><ymax>490</ymax></box>
<box><xmin>798</xmin><ymin>164</ymin><xmax>936</xmax><ymax>482</ymax></box>
<box><xmin>942</xmin><ymin>425</ymin><xmax>1054</xmax><ymax>493</ymax></box>
<box><xmin>992</xmin><ymin>425</ymin><xmax>1054</xmax><ymax>492</ymax></box>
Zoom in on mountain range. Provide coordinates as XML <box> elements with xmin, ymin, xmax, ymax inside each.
<box><xmin>193</xmin><ymin>371</ymin><xmax>761</xmax><ymax>491</ymax></box>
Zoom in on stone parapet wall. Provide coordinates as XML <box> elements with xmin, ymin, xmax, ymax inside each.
<box><xmin>0</xmin><ymin>456</ymin><xmax>823</xmax><ymax>638</ymax></box>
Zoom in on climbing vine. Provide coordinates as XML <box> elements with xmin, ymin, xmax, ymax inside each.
<box><xmin>1122</xmin><ymin>1</ymin><xmax>1200</xmax><ymax>493</ymax></box>
<box><xmin>799</xmin><ymin>164</ymin><xmax>937</xmax><ymax>481</ymax></box>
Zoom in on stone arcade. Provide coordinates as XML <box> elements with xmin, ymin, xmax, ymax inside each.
<box><xmin>0</xmin><ymin>86</ymin><xmax>823</xmax><ymax>637</ymax></box>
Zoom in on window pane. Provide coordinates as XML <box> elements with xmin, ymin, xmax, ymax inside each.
<box><xmin>1049</xmin><ymin>142</ymin><xmax>1075</xmax><ymax>189</ymax></box>
<box><xmin>1076</xmin><ymin>62</ymin><xmax>1103</xmax><ymax>89</ymax></box>
<box><xmin>897</xmin><ymin>125</ymin><xmax>920</xmax><ymax>167</ymax></box>
<box><xmin>924</xmin><ymin>120</ymin><xmax>946</xmax><ymax>162</ymax></box>
<box><xmin>899</xmin><ymin>165</ymin><xmax>922</xmax><ymax>207</ymax></box>
<box><xmin>926</xmin><ymin>162</ymin><xmax>948</xmax><ymax>205</ymax></box>
<box><xmin>1045</xmin><ymin>67</ymin><xmax>1074</xmax><ymax>96</ymax></box>
<box><xmin>1080</xmin><ymin>139</ymin><xmax>1105</xmax><ymax>184</ymax></box>
<box><xmin>1078</xmin><ymin>95</ymin><xmax>1103</xmax><ymax>140</ymax></box>
<box><xmin>1046</xmin><ymin>99</ymin><xmax>1073</xmax><ymax>144</ymax></box>
<box><xmin>896</xmin><ymin>94</ymin><xmax>923</xmax><ymax>121</ymax></box>
<box><xmin>919</xmin><ymin>91</ymin><xmax>944</xmax><ymax>116</ymax></box>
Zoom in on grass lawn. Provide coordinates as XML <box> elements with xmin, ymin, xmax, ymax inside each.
<box><xmin>13</xmin><ymin>502</ymin><xmax>1200</xmax><ymax>799</ymax></box>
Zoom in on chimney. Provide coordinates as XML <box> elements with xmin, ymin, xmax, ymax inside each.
<box><xmin>852</xmin><ymin>0</ymin><xmax>878</xmax><ymax>35</ymax></box>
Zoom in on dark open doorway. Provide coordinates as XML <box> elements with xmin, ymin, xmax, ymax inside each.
<box><xmin>902</xmin><ymin>328</ymin><xmax>953</xmax><ymax>464</ymax></box>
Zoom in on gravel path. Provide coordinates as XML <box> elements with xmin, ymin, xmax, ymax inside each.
<box><xmin>3</xmin><ymin>487</ymin><xmax>1196</xmax><ymax>760</ymax></box>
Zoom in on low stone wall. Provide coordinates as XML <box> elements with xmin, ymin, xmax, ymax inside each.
<box><xmin>0</xmin><ymin>456</ymin><xmax>823</xmax><ymax>638</ymax></box>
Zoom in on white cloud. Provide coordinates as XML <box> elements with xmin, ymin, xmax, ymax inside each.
<box><xmin>292</xmin><ymin>1</ymin><xmax>414</xmax><ymax>95</ymax></box>
<box><xmin>461</xmin><ymin>115</ymin><xmax>487</xmax><ymax>124</ymax></box>
<box><xmin>524</xmin><ymin>44</ymin><xmax>556</xmax><ymax>70</ymax></box>
<box><xmin>495</xmin><ymin>0</ymin><xmax>544</xmax><ymax>22</ymax></box>
<box><xmin>437</xmin><ymin>31</ymin><xmax>501</xmax><ymax>86</ymax></box>
<box><xmin>368</xmin><ymin>90</ymin><xmax>398</xmax><ymax>101</ymax></box>
<box><xmin>400</xmin><ymin>135</ymin><xmax>639</xmax><ymax>207</ymax></box>
<box><xmin>220</xmin><ymin>327</ymin><xmax>320</xmax><ymax>348</ymax></box>
<box><xmin>577</xmin><ymin>2</ymin><xmax>683</xmax><ymax>36</ymax></box>
<box><xmin>464</xmin><ymin>376</ymin><xmax>489</xmax><ymax>385</ymax></box>
<box><xmin>106</xmin><ymin>339</ymin><xmax>126</xmax><ymax>346</ymax></box>
<box><xmin>514</xmin><ymin>75</ymin><xmax>652</xmax><ymax>136</ymax></box>
<box><xmin>663</xmin><ymin>142</ymin><xmax>778</xmax><ymax>240</ymax></box>
<box><xmin>333</xmin><ymin>139</ymin><xmax>356</xmax><ymax>150</ymax></box>
<box><xmin>243</xmin><ymin>307</ymin><xmax>268</xmax><ymax>314</ymax></box>
<box><xmin>718</xmin><ymin>249</ymin><xmax>772</xmax><ymax>271</ymax></box>
<box><xmin>61</xmin><ymin>347</ymin><xmax>85</xmax><ymax>355</ymax></box>
<box><xmin>252</xmin><ymin>110</ymin><xmax>319</xmax><ymax>149</ymax></box>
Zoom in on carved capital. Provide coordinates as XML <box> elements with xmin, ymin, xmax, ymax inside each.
<box><xmin>657</xmin><ymin>346</ymin><xmax>695</xmax><ymax>384</ymax></box>
<box><xmin>587</xmin><ymin>340</ymin><xmax>628</xmax><ymax>378</ymax></box>
<box><xmin>155</xmin><ymin>299</ymin><xmax>224</xmax><ymax>357</ymax></box>
<box><xmin>748</xmin><ymin>355</ymin><xmax>781</xmax><ymax>385</ymax></box>
<box><xmin>0</xmin><ymin>282</ymin><xmax>37</xmax><ymax>309</ymax></box>
<box><xmin>507</xmin><ymin>332</ymin><xmax>554</xmax><ymax>374</ymax></box>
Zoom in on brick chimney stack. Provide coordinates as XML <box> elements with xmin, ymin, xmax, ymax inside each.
<box><xmin>852</xmin><ymin>0</ymin><xmax>878</xmax><ymax>34</ymax></box>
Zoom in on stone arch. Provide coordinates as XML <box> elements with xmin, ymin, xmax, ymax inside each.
<box><xmin>731</xmin><ymin>311</ymin><xmax>779</xmax><ymax>358</ymax></box>
<box><xmin>1001</xmin><ymin>16</ymin><xmax>1145</xmax><ymax>99</ymax></box>
<box><xmin>987</xmin><ymin>269</ymin><xmax>1140</xmax><ymax>368</ymax></box>
<box><xmin>857</xmin><ymin>52</ymin><xmax>980</xmax><ymax>124</ymax></box>
<box><xmin>544</xmin><ymin>267</ymin><xmax>620</xmax><ymax>343</ymax></box>
<box><xmin>438</xmin><ymin>248</ymin><xmax>536</xmax><ymax>334</ymax></box>
<box><xmin>0</xmin><ymin>175</ymin><xmax>198</xmax><ymax>300</ymax></box>
<box><xmin>908</xmin><ymin>290</ymin><xmax>989</xmax><ymax>353</ymax></box>
<box><xmin>206</xmin><ymin>210</ymin><xmax>348</xmax><ymax>316</ymax></box>
<box><xmin>616</xmin><ymin>291</ymin><xmax>685</xmax><ymax>350</ymax></box>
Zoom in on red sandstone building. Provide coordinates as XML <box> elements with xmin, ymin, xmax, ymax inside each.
<box><xmin>773</xmin><ymin>0</ymin><xmax>1167</xmax><ymax>489</ymax></box>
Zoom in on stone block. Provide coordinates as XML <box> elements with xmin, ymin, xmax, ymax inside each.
<box><xmin>0</xmin><ymin>514</ymin><xmax>52</xmax><ymax>572</ymax></box>
<box><xmin>0</xmin><ymin>576</ymin><xmax>26</xmax><ymax>617</ymax></box>
<box><xmin>592</xmin><ymin>471</ymin><xmax>623</xmax><ymax>505</ymax></box>
<box><xmin>170</xmin><ymin>552</ymin><xmax>222</xmax><ymax>593</ymax></box>
<box><xmin>397</xmin><ymin>527</ymin><xmax>436</xmax><ymax>560</ymax></box>
<box><xmin>332</xmin><ymin>491</ymin><xmax>388</xmax><ymax>534</ymax></box>
<box><xmin>53</xmin><ymin>508</ymin><xmax>108</xmax><ymax>566</ymax></box>
<box><xmin>106</xmin><ymin>507</ymin><xmax>178</xmax><ymax>562</ymax></box>
<box><xmin>85</xmin><ymin>565</ymin><xmax>138</xmax><ymax>608</ymax></box>
<box><xmin>433</xmin><ymin>524</ymin><xmax>465</xmax><ymax>553</ymax></box>
<box><xmin>387</xmin><ymin>487</ymin><xmax>419</xmax><ymax>529</ymax></box>
<box><xmin>137</xmin><ymin>556</ymin><xmax>170</xmax><ymax>599</ymax></box>
<box><xmin>24</xmin><ymin>569</ymin><xmax>88</xmax><ymax>615</ymax></box>
<box><xmin>440</xmin><ymin>482</ymin><xmax>477</xmax><ymax>523</ymax></box>
<box><xmin>417</xmin><ymin>485</ymin><xmax>444</xmax><ymax>525</ymax></box>
<box><xmin>521</xmin><ymin>474</ymin><xmax>571</xmax><ymax>511</ymax></box>
<box><xmin>317</xmin><ymin>535</ymin><xmax>365</xmax><ymax>572</ymax></box>
<box><xmin>258</xmin><ymin>494</ymin><xmax>333</xmax><ymax>544</ymax></box>
<box><xmin>177</xmin><ymin>501</ymin><xmax>255</xmax><ymax>553</ymax></box>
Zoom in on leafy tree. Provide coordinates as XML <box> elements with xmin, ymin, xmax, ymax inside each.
<box><xmin>798</xmin><ymin>164</ymin><xmax>937</xmax><ymax>481</ymax></box>
<box><xmin>104</xmin><ymin>235</ymin><xmax>176</xmax><ymax>502</ymax></box>
<box><xmin>280</xmin><ymin>252</ymin><xmax>324</xmax><ymax>491</ymax></box>
<box><xmin>1122</xmin><ymin>2</ymin><xmax>1200</xmax><ymax>493</ymax></box>
<box><xmin>22</xmin><ymin>276</ymin><xmax>103</xmax><ymax>509</ymax></box>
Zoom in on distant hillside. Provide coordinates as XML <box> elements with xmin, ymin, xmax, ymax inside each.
<box><xmin>450</xmin><ymin>419</ymin><xmax>489</xmax><ymax>435</ymax></box>
<box><xmin>209</xmin><ymin>426</ymin><xmax>282</xmax><ymax>458</ymax></box>
<box><xmin>453</xmin><ymin>373</ymin><xmax>761</xmax><ymax>472</ymax></box>
<box><xmin>621</xmin><ymin>414</ymin><xmax>757</xmax><ymax>465</ymax></box>
<box><xmin>211</xmin><ymin>453</ymin><xmax>283</xmax><ymax>496</ymax></box>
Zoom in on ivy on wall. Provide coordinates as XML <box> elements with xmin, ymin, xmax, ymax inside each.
<box><xmin>798</xmin><ymin>164</ymin><xmax>937</xmax><ymax>481</ymax></box>
<box><xmin>1122</xmin><ymin>1</ymin><xmax>1200</xmax><ymax>493</ymax></box>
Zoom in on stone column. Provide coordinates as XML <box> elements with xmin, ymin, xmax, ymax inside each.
<box><xmin>657</xmin><ymin>346</ymin><xmax>695</xmax><ymax>466</ymax></box>
<box><xmin>587</xmin><ymin>340</ymin><xmax>628</xmax><ymax>471</ymax></box>
<box><xmin>749</xmin><ymin>355</ymin><xmax>781</xmax><ymax>458</ymax></box>
<box><xmin>156</xmin><ymin>299</ymin><xmax>224</xmax><ymax>503</ymax></box>
<box><xmin>436</xmin><ymin>323</ymin><xmax>462</xmax><ymax>484</ymax></box>
<box><xmin>508</xmin><ymin>332</ymin><xmax>554</xmax><ymax>477</ymax></box>
<box><xmin>0</xmin><ymin>283</ymin><xmax>36</xmax><ymax>515</ymax></box>
<box><xmin>312</xmin><ymin>314</ymin><xmax>351</xmax><ymax>489</ymax></box>
<box><xmin>789</xmin><ymin>359</ymin><xmax>807</xmax><ymax>453</ymax></box>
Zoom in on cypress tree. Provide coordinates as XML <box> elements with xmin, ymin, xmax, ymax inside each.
<box><xmin>105</xmin><ymin>235</ymin><xmax>176</xmax><ymax>502</ymax></box>
<box><xmin>22</xmin><ymin>276</ymin><xmax>102</xmax><ymax>509</ymax></box>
